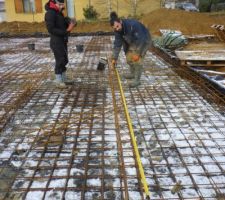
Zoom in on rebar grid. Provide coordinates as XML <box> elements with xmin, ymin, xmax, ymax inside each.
<box><xmin>0</xmin><ymin>38</ymin><xmax>51</xmax><ymax>131</ymax></box>
<box><xmin>0</xmin><ymin>36</ymin><xmax>224</xmax><ymax>200</ymax></box>
<box><xmin>0</xmin><ymin>36</ymin><xmax>143</xmax><ymax>200</ymax></box>
<box><xmin>118</xmin><ymin>51</ymin><xmax>225</xmax><ymax>199</ymax></box>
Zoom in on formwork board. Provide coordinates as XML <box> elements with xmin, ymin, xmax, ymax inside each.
<box><xmin>175</xmin><ymin>50</ymin><xmax>225</xmax><ymax>67</ymax></box>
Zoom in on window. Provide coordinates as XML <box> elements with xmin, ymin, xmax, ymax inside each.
<box><xmin>15</xmin><ymin>0</ymin><xmax>42</xmax><ymax>13</ymax></box>
<box><xmin>23</xmin><ymin>0</ymin><xmax>35</xmax><ymax>13</ymax></box>
<box><xmin>0</xmin><ymin>2</ymin><xmax>5</xmax><ymax>12</ymax></box>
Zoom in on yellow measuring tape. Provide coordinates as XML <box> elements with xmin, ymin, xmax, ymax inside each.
<box><xmin>114</xmin><ymin>67</ymin><xmax>150</xmax><ymax>199</ymax></box>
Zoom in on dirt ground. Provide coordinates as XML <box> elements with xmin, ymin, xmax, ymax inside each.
<box><xmin>0</xmin><ymin>9</ymin><xmax>225</xmax><ymax>36</ymax></box>
<box><xmin>0</xmin><ymin>21</ymin><xmax>111</xmax><ymax>35</ymax></box>
<box><xmin>141</xmin><ymin>8</ymin><xmax>225</xmax><ymax>36</ymax></box>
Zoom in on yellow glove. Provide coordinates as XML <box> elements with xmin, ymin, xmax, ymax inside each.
<box><xmin>131</xmin><ymin>54</ymin><xmax>140</xmax><ymax>62</ymax></box>
<box><xmin>111</xmin><ymin>59</ymin><xmax>117</xmax><ymax>66</ymax></box>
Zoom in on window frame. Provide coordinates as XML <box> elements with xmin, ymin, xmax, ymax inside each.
<box><xmin>14</xmin><ymin>0</ymin><xmax>42</xmax><ymax>14</ymax></box>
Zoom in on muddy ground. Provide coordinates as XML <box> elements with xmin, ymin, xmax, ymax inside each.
<box><xmin>0</xmin><ymin>9</ymin><xmax>225</xmax><ymax>36</ymax></box>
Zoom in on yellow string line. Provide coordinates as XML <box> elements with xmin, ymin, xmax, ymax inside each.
<box><xmin>114</xmin><ymin>67</ymin><xmax>150</xmax><ymax>198</ymax></box>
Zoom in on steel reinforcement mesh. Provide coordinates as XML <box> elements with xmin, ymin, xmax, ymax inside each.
<box><xmin>0</xmin><ymin>36</ymin><xmax>224</xmax><ymax>200</ymax></box>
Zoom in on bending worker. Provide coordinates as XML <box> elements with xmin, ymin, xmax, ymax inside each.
<box><xmin>110</xmin><ymin>12</ymin><xmax>152</xmax><ymax>88</ymax></box>
<box><xmin>45</xmin><ymin>0</ymin><xmax>76</xmax><ymax>88</ymax></box>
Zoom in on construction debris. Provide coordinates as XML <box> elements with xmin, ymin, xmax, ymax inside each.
<box><xmin>211</xmin><ymin>24</ymin><xmax>225</xmax><ymax>42</ymax></box>
<box><xmin>153</xmin><ymin>30</ymin><xmax>188</xmax><ymax>50</ymax></box>
<box><xmin>171</xmin><ymin>180</ymin><xmax>183</xmax><ymax>194</ymax></box>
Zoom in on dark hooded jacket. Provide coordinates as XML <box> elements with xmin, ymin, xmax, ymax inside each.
<box><xmin>45</xmin><ymin>1</ymin><xmax>69</xmax><ymax>43</ymax></box>
<box><xmin>45</xmin><ymin>1</ymin><xmax>70</xmax><ymax>74</ymax></box>
<box><xmin>113</xmin><ymin>19</ymin><xmax>152</xmax><ymax>60</ymax></box>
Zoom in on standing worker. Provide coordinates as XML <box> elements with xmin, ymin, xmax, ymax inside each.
<box><xmin>110</xmin><ymin>12</ymin><xmax>152</xmax><ymax>88</ymax></box>
<box><xmin>45</xmin><ymin>0</ymin><xmax>76</xmax><ymax>88</ymax></box>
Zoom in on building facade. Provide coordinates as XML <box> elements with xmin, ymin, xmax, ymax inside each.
<box><xmin>5</xmin><ymin>0</ymin><xmax>160</xmax><ymax>22</ymax></box>
<box><xmin>0</xmin><ymin>0</ymin><xmax>5</xmax><ymax>22</ymax></box>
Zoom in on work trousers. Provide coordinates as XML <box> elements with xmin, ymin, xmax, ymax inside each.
<box><xmin>50</xmin><ymin>40</ymin><xmax>68</xmax><ymax>75</ymax></box>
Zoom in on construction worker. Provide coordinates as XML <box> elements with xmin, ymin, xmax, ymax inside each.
<box><xmin>110</xmin><ymin>12</ymin><xmax>152</xmax><ymax>88</ymax></box>
<box><xmin>45</xmin><ymin>0</ymin><xmax>76</xmax><ymax>88</ymax></box>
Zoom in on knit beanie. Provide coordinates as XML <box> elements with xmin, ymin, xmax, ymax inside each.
<box><xmin>56</xmin><ymin>0</ymin><xmax>64</xmax><ymax>3</ymax></box>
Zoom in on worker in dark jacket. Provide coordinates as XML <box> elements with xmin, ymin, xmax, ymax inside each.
<box><xmin>45</xmin><ymin>0</ymin><xmax>76</xmax><ymax>88</ymax></box>
<box><xmin>110</xmin><ymin>12</ymin><xmax>152</xmax><ymax>88</ymax></box>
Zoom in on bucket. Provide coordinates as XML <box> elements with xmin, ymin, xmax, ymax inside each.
<box><xmin>97</xmin><ymin>57</ymin><xmax>107</xmax><ymax>71</ymax></box>
<box><xmin>76</xmin><ymin>44</ymin><xmax>84</xmax><ymax>53</ymax></box>
<box><xmin>28</xmin><ymin>43</ymin><xmax>35</xmax><ymax>51</ymax></box>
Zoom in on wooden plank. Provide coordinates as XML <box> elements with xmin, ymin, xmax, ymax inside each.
<box><xmin>185</xmin><ymin>34</ymin><xmax>215</xmax><ymax>40</ymax></box>
<box><xmin>175</xmin><ymin>50</ymin><xmax>225</xmax><ymax>61</ymax></box>
<box><xmin>181</xmin><ymin>60</ymin><xmax>186</xmax><ymax>66</ymax></box>
<box><xmin>180</xmin><ymin>60</ymin><xmax>225</xmax><ymax>67</ymax></box>
<box><xmin>177</xmin><ymin>37</ymin><xmax>225</xmax><ymax>68</ymax></box>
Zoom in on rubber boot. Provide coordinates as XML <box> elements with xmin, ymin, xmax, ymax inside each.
<box><xmin>129</xmin><ymin>65</ymin><xmax>143</xmax><ymax>88</ymax></box>
<box><xmin>62</xmin><ymin>71</ymin><xmax>74</xmax><ymax>84</ymax></box>
<box><xmin>55</xmin><ymin>74</ymin><xmax>67</xmax><ymax>89</ymax></box>
<box><xmin>123</xmin><ymin>65</ymin><xmax>135</xmax><ymax>79</ymax></box>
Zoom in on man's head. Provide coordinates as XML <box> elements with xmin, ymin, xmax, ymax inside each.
<box><xmin>55</xmin><ymin>0</ymin><xmax>65</xmax><ymax>11</ymax></box>
<box><xmin>110</xmin><ymin>12</ymin><xmax>122</xmax><ymax>32</ymax></box>
<box><xmin>112</xmin><ymin>21</ymin><xmax>122</xmax><ymax>32</ymax></box>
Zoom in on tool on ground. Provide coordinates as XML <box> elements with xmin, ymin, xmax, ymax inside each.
<box><xmin>28</xmin><ymin>43</ymin><xmax>35</xmax><ymax>51</ymax></box>
<box><xmin>109</xmin><ymin>58</ymin><xmax>151</xmax><ymax>199</ymax></box>
<box><xmin>76</xmin><ymin>44</ymin><xmax>84</xmax><ymax>53</ymax></box>
<box><xmin>97</xmin><ymin>57</ymin><xmax>107</xmax><ymax>71</ymax></box>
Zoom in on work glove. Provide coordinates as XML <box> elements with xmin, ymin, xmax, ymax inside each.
<box><xmin>131</xmin><ymin>54</ymin><xmax>140</xmax><ymax>62</ymax></box>
<box><xmin>111</xmin><ymin>59</ymin><xmax>117</xmax><ymax>66</ymax></box>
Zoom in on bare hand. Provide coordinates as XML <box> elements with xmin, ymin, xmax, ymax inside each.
<box><xmin>70</xmin><ymin>18</ymin><xmax>77</xmax><ymax>26</ymax></box>
<box><xmin>67</xmin><ymin>23</ymin><xmax>75</xmax><ymax>32</ymax></box>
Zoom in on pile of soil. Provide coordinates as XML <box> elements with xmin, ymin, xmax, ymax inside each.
<box><xmin>1</xmin><ymin>9</ymin><xmax>225</xmax><ymax>36</ymax></box>
<box><xmin>141</xmin><ymin>8</ymin><xmax>225</xmax><ymax>36</ymax></box>
<box><xmin>0</xmin><ymin>21</ymin><xmax>111</xmax><ymax>36</ymax></box>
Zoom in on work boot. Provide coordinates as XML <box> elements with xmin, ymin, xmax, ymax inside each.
<box><xmin>55</xmin><ymin>74</ymin><xmax>67</xmax><ymax>89</ymax></box>
<box><xmin>62</xmin><ymin>71</ymin><xmax>74</xmax><ymax>84</ymax></box>
<box><xmin>129</xmin><ymin>65</ymin><xmax>143</xmax><ymax>88</ymax></box>
<box><xmin>123</xmin><ymin>65</ymin><xmax>135</xmax><ymax>79</ymax></box>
